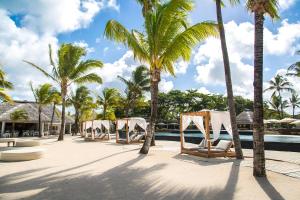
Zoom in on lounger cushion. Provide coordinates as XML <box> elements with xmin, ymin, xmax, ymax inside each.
<box><xmin>215</xmin><ymin>140</ymin><xmax>232</xmax><ymax>151</ymax></box>
<box><xmin>133</xmin><ymin>135</ymin><xmax>144</xmax><ymax>142</ymax></box>
<box><xmin>198</xmin><ymin>139</ymin><xmax>208</xmax><ymax>148</ymax></box>
<box><xmin>197</xmin><ymin>148</ymin><xmax>225</xmax><ymax>153</ymax></box>
<box><xmin>0</xmin><ymin>147</ymin><xmax>45</xmax><ymax>161</ymax></box>
<box><xmin>130</xmin><ymin>133</ymin><xmax>138</xmax><ymax>141</ymax></box>
<box><xmin>15</xmin><ymin>140</ymin><xmax>40</xmax><ymax>147</ymax></box>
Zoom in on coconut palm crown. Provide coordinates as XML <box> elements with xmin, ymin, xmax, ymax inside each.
<box><xmin>104</xmin><ymin>0</ymin><xmax>218</xmax><ymax>154</ymax></box>
<box><xmin>24</xmin><ymin>43</ymin><xmax>103</xmax><ymax>141</ymax></box>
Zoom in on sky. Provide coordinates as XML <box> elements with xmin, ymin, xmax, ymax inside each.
<box><xmin>0</xmin><ymin>0</ymin><xmax>300</xmax><ymax>114</ymax></box>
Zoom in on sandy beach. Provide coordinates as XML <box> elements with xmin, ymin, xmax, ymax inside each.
<box><xmin>1</xmin><ymin>135</ymin><xmax>300</xmax><ymax>200</ymax></box>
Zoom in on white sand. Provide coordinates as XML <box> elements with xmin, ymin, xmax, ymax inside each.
<box><xmin>0</xmin><ymin>135</ymin><xmax>300</xmax><ymax>200</ymax></box>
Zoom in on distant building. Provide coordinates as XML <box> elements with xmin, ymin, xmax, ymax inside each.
<box><xmin>0</xmin><ymin>101</ymin><xmax>74</xmax><ymax>137</ymax></box>
<box><xmin>236</xmin><ymin>111</ymin><xmax>253</xmax><ymax>130</ymax></box>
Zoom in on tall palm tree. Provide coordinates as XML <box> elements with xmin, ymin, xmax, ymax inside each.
<box><xmin>215</xmin><ymin>0</ymin><xmax>243</xmax><ymax>159</ymax></box>
<box><xmin>264</xmin><ymin>74</ymin><xmax>293</xmax><ymax>118</ymax></box>
<box><xmin>10</xmin><ymin>109</ymin><xmax>28</xmax><ymax>136</ymax></box>
<box><xmin>68</xmin><ymin>86</ymin><xmax>93</xmax><ymax>135</ymax></box>
<box><xmin>0</xmin><ymin>66</ymin><xmax>13</xmax><ymax>103</ymax></box>
<box><xmin>24</xmin><ymin>43</ymin><xmax>103</xmax><ymax>141</ymax></box>
<box><xmin>105</xmin><ymin>0</ymin><xmax>218</xmax><ymax>154</ymax></box>
<box><xmin>118</xmin><ymin>65</ymin><xmax>150</xmax><ymax>117</ymax></box>
<box><xmin>30</xmin><ymin>82</ymin><xmax>57</xmax><ymax>137</ymax></box>
<box><xmin>246</xmin><ymin>0</ymin><xmax>279</xmax><ymax>177</ymax></box>
<box><xmin>97</xmin><ymin>88</ymin><xmax>120</xmax><ymax>119</ymax></box>
<box><xmin>287</xmin><ymin>50</ymin><xmax>300</xmax><ymax>78</ymax></box>
<box><xmin>290</xmin><ymin>93</ymin><xmax>300</xmax><ymax>118</ymax></box>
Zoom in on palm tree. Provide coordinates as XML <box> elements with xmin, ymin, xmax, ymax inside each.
<box><xmin>287</xmin><ymin>50</ymin><xmax>300</xmax><ymax>77</ymax></box>
<box><xmin>118</xmin><ymin>65</ymin><xmax>150</xmax><ymax>117</ymax></box>
<box><xmin>30</xmin><ymin>82</ymin><xmax>57</xmax><ymax>137</ymax></box>
<box><xmin>105</xmin><ymin>0</ymin><xmax>218</xmax><ymax>154</ymax></box>
<box><xmin>290</xmin><ymin>93</ymin><xmax>300</xmax><ymax>118</ymax></box>
<box><xmin>10</xmin><ymin>109</ymin><xmax>28</xmax><ymax>137</ymax></box>
<box><xmin>268</xmin><ymin>95</ymin><xmax>282</xmax><ymax>117</ymax></box>
<box><xmin>264</xmin><ymin>74</ymin><xmax>293</xmax><ymax>118</ymax></box>
<box><xmin>24</xmin><ymin>43</ymin><xmax>103</xmax><ymax>141</ymax></box>
<box><xmin>97</xmin><ymin>88</ymin><xmax>120</xmax><ymax>119</ymax></box>
<box><xmin>50</xmin><ymin>91</ymin><xmax>61</xmax><ymax>132</ymax></box>
<box><xmin>246</xmin><ymin>0</ymin><xmax>279</xmax><ymax>177</ymax></box>
<box><xmin>0</xmin><ymin>66</ymin><xmax>13</xmax><ymax>103</ymax></box>
<box><xmin>68</xmin><ymin>86</ymin><xmax>92</xmax><ymax>135</ymax></box>
<box><xmin>215</xmin><ymin>0</ymin><xmax>243</xmax><ymax>159</ymax></box>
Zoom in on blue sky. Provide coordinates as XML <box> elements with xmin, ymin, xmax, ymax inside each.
<box><xmin>0</xmin><ymin>0</ymin><xmax>300</xmax><ymax>114</ymax></box>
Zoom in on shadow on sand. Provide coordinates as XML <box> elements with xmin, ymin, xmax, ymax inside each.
<box><xmin>0</xmin><ymin>148</ymin><xmax>286</xmax><ymax>200</ymax></box>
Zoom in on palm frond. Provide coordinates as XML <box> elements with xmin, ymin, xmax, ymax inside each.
<box><xmin>104</xmin><ymin>20</ymin><xmax>149</xmax><ymax>62</ymax></box>
<box><xmin>24</xmin><ymin>60</ymin><xmax>57</xmax><ymax>82</ymax></box>
<box><xmin>73</xmin><ymin>73</ymin><xmax>103</xmax><ymax>85</ymax></box>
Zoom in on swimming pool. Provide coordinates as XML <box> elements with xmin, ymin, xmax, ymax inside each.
<box><xmin>155</xmin><ymin>132</ymin><xmax>300</xmax><ymax>143</ymax></box>
<box><xmin>155</xmin><ymin>132</ymin><xmax>300</xmax><ymax>152</ymax></box>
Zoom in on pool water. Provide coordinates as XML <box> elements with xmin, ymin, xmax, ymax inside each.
<box><xmin>155</xmin><ymin>132</ymin><xmax>300</xmax><ymax>143</ymax></box>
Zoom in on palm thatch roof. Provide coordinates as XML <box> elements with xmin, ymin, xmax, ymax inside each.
<box><xmin>0</xmin><ymin>101</ymin><xmax>74</xmax><ymax>123</ymax></box>
<box><xmin>236</xmin><ymin>111</ymin><xmax>253</xmax><ymax>125</ymax></box>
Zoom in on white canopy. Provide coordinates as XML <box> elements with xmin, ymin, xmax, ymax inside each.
<box><xmin>117</xmin><ymin>119</ymin><xmax>127</xmax><ymax>130</ymax></box>
<box><xmin>182</xmin><ymin>115</ymin><xmax>206</xmax><ymax>138</ymax></box>
<box><xmin>85</xmin><ymin>121</ymin><xmax>93</xmax><ymax>130</ymax></box>
<box><xmin>128</xmin><ymin>117</ymin><xmax>147</xmax><ymax>133</ymax></box>
<box><xmin>279</xmin><ymin>118</ymin><xmax>297</xmax><ymax>123</ymax></box>
<box><xmin>210</xmin><ymin>111</ymin><xmax>232</xmax><ymax>141</ymax></box>
<box><xmin>93</xmin><ymin>120</ymin><xmax>110</xmax><ymax>132</ymax></box>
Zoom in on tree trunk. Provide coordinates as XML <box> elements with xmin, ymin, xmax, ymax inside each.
<box><xmin>253</xmin><ymin>12</ymin><xmax>266</xmax><ymax>177</ymax></box>
<box><xmin>278</xmin><ymin>91</ymin><xmax>283</xmax><ymax>119</ymax></box>
<box><xmin>103</xmin><ymin>105</ymin><xmax>106</xmax><ymax>120</ymax></box>
<box><xmin>74</xmin><ymin>110</ymin><xmax>79</xmax><ymax>136</ymax></box>
<box><xmin>50</xmin><ymin>103</ymin><xmax>56</xmax><ymax>134</ymax></box>
<box><xmin>38</xmin><ymin>105</ymin><xmax>42</xmax><ymax>137</ymax></box>
<box><xmin>216</xmin><ymin>0</ymin><xmax>243</xmax><ymax>159</ymax></box>
<box><xmin>140</xmin><ymin>69</ymin><xmax>160</xmax><ymax>154</ymax></box>
<box><xmin>58</xmin><ymin>86</ymin><xmax>66</xmax><ymax>141</ymax></box>
<box><xmin>292</xmin><ymin>106</ymin><xmax>295</xmax><ymax>118</ymax></box>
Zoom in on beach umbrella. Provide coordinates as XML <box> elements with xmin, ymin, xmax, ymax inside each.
<box><xmin>264</xmin><ymin>119</ymin><xmax>280</xmax><ymax>123</ymax></box>
<box><xmin>279</xmin><ymin>118</ymin><xmax>297</xmax><ymax>123</ymax></box>
<box><xmin>290</xmin><ymin>120</ymin><xmax>300</xmax><ymax>125</ymax></box>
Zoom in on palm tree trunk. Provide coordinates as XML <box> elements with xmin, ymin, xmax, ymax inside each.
<box><xmin>50</xmin><ymin>103</ymin><xmax>56</xmax><ymax>134</ymax></box>
<box><xmin>253</xmin><ymin>12</ymin><xmax>266</xmax><ymax>177</ymax></box>
<box><xmin>140</xmin><ymin>69</ymin><xmax>160</xmax><ymax>154</ymax></box>
<box><xmin>279</xmin><ymin>90</ymin><xmax>283</xmax><ymax>119</ymax></box>
<box><xmin>216</xmin><ymin>0</ymin><xmax>243</xmax><ymax>159</ymax></box>
<box><xmin>74</xmin><ymin>110</ymin><xmax>79</xmax><ymax>136</ymax></box>
<box><xmin>58</xmin><ymin>86</ymin><xmax>66</xmax><ymax>141</ymax></box>
<box><xmin>103</xmin><ymin>105</ymin><xmax>106</xmax><ymax>119</ymax></box>
<box><xmin>38</xmin><ymin>105</ymin><xmax>42</xmax><ymax>137</ymax></box>
<box><xmin>292</xmin><ymin>105</ymin><xmax>295</xmax><ymax>118</ymax></box>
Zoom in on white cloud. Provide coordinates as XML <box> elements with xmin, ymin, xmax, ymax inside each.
<box><xmin>95</xmin><ymin>51</ymin><xmax>141</xmax><ymax>83</ymax></box>
<box><xmin>103</xmin><ymin>47</ymin><xmax>109</xmax><ymax>54</ymax></box>
<box><xmin>194</xmin><ymin>20</ymin><xmax>300</xmax><ymax>99</ymax></box>
<box><xmin>0</xmin><ymin>0</ymin><xmax>119</xmax><ymax>35</ymax></box>
<box><xmin>278</xmin><ymin>0</ymin><xmax>295</xmax><ymax>10</ymax></box>
<box><xmin>0</xmin><ymin>1</ymin><xmax>118</xmax><ymax>100</ymax></box>
<box><xmin>159</xmin><ymin>79</ymin><xmax>174</xmax><ymax>93</ymax></box>
<box><xmin>107</xmin><ymin>0</ymin><xmax>120</xmax><ymax>11</ymax></box>
<box><xmin>197</xmin><ymin>87</ymin><xmax>210</xmax><ymax>94</ymax></box>
<box><xmin>74</xmin><ymin>41</ymin><xmax>95</xmax><ymax>53</ymax></box>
